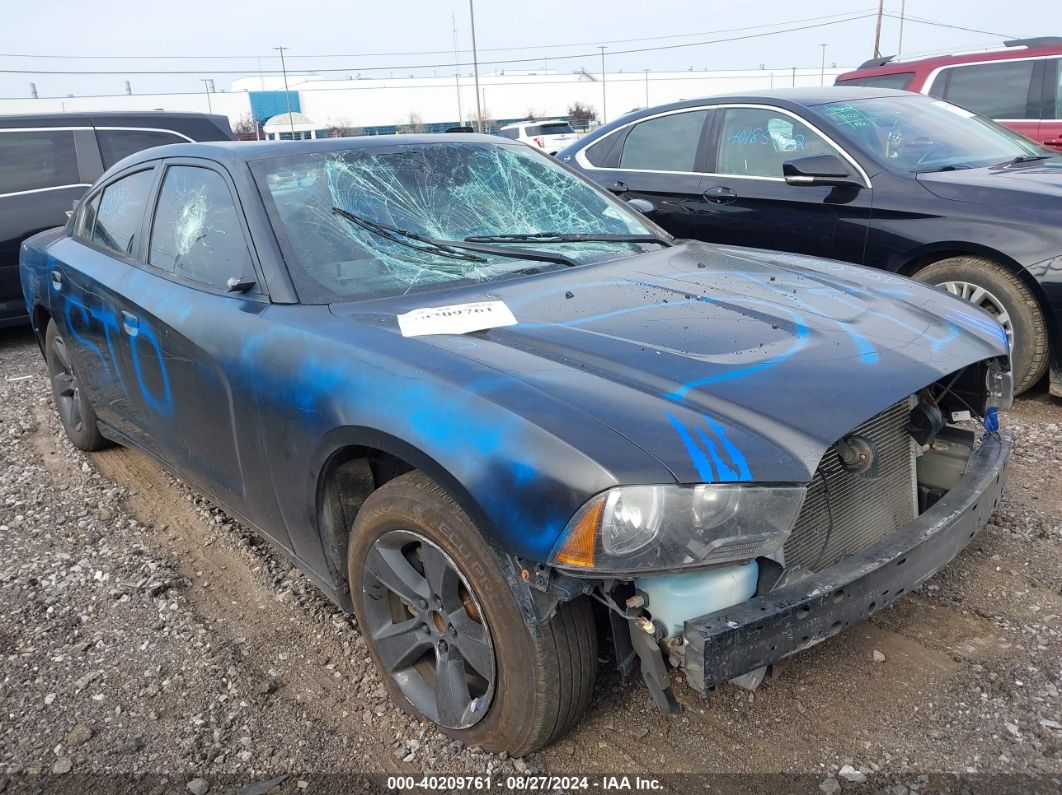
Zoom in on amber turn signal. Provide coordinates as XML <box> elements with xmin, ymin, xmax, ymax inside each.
<box><xmin>553</xmin><ymin>495</ymin><xmax>605</xmax><ymax>568</ymax></box>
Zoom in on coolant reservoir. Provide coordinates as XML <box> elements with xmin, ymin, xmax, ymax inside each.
<box><xmin>635</xmin><ymin>560</ymin><xmax>759</xmax><ymax>638</ymax></box>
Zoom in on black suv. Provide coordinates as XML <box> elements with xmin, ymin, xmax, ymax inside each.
<box><xmin>1</xmin><ymin>111</ymin><xmax>234</xmax><ymax>326</ymax></box>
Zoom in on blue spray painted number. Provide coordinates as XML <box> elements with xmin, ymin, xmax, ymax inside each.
<box><xmin>64</xmin><ymin>294</ymin><xmax>174</xmax><ymax>416</ymax></box>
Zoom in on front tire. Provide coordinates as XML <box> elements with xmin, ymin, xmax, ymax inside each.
<box><xmin>348</xmin><ymin>471</ymin><xmax>597</xmax><ymax>756</ymax></box>
<box><xmin>45</xmin><ymin>320</ymin><xmax>109</xmax><ymax>451</ymax></box>
<box><xmin>913</xmin><ymin>256</ymin><xmax>1048</xmax><ymax>394</ymax></box>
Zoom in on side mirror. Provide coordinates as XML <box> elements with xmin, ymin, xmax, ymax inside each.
<box><xmin>782</xmin><ymin>154</ymin><xmax>862</xmax><ymax>188</ymax></box>
<box><xmin>226</xmin><ymin>276</ymin><xmax>256</xmax><ymax>293</ymax></box>
<box><xmin>625</xmin><ymin>197</ymin><xmax>656</xmax><ymax>214</ymax></box>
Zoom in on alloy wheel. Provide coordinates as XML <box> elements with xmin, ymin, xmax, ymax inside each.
<box><xmin>49</xmin><ymin>335</ymin><xmax>83</xmax><ymax>434</ymax></box>
<box><xmin>938</xmin><ymin>279</ymin><xmax>1013</xmax><ymax>347</ymax></box>
<box><xmin>360</xmin><ymin>529</ymin><xmax>496</xmax><ymax>729</ymax></box>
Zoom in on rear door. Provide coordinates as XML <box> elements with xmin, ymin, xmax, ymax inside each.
<box><xmin>50</xmin><ymin>165</ymin><xmax>159</xmax><ymax>439</ymax></box>
<box><xmin>113</xmin><ymin>159</ymin><xmax>286</xmax><ymax>539</ymax></box>
<box><xmin>926</xmin><ymin>58</ymin><xmax>1046</xmax><ymax>145</ymax></box>
<box><xmin>581</xmin><ymin>107</ymin><xmax>715</xmax><ymax>239</ymax></box>
<box><xmin>696</xmin><ymin>105</ymin><xmax>872</xmax><ymax>262</ymax></box>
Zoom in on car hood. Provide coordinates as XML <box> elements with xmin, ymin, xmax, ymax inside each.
<box><xmin>916</xmin><ymin>158</ymin><xmax>1062</xmax><ymax>207</ymax></box>
<box><xmin>331</xmin><ymin>242</ymin><xmax>1008</xmax><ymax>484</ymax></box>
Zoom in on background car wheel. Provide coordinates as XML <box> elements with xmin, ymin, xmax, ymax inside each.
<box><xmin>348</xmin><ymin>471</ymin><xmax>597</xmax><ymax>756</ymax></box>
<box><xmin>913</xmin><ymin>256</ymin><xmax>1048</xmax><ymax>394</ymax></box>
<box><xmin>45</xmin><ymin>320</ymin><xmax>109</xmax><ymax>452</ymax></box>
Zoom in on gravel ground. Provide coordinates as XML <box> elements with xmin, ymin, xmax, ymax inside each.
<box><xmin>1</xmin><ymin>324</ymin><xmax>1060</xmax><ymax>794</ymax></box>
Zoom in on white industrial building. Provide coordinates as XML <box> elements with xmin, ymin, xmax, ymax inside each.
<box><xmin>0</xmin><ymin>66</ymin><xmax>850</xmax><ymax>134</ymax></box>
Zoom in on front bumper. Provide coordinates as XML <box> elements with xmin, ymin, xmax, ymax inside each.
<box><xmin>683</xmin><ymin>432</ymin><xmax>1012</xmax><ymax>693</ymax></box>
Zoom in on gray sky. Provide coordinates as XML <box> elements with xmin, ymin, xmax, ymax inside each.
<box><xmin>2</xmin><ymin>1</ymin><xmax>1057</xmax><ymax>99</ymax></box>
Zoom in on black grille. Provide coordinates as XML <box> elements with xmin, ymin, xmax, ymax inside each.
<box><xmin>783</xmin><ymin>399</ymin><xmax>917</xmax><ymax>571</ymax></box>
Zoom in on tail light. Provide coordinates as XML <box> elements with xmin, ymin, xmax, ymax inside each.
<box><xmin>533</xmin><ymin>136</ymin><xmax>544</xmax><ymax>148</ymax></box>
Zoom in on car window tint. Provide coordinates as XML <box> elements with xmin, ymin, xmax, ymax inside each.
<box><xmin>149</xmin><ymin>165</ymin><xmax>252</xmax><ymax>287</ymax></box>
<box><xmin>584</xmin><ymin>133</ymin><xmax>618</xmax><ymax>166</ymax></box>
<box><xmin>838</xmin><ymin>73</ymin><xmax>915</xmax><ymax>90</ymax></box>
<box><xmin>618</xmin><ymin>110</ymin><xmax>707</xmax><ymax>171</ymax></box>
<box><xmin>940</xmin><ymin>60</ymin><xmax>1036</xmax><ymax>119</ymax></box>
<box><xmin>716</xmin><ymin>108</ymin><xmax>833</xmax><ymax>178</ymax></box>
<box><xmin>97</xmin><ymin>129</ymin><xmax>185</xmax><ymax>169</ymax></box>
<box><xmin>496</xmin><ymin>128</ymin><xmax>520</xmax><ymax>139</ymax></box>
<box><xmin>0</xmin><ymin>130</ymin><xmax>79</xmax><ymax>195</ymax></box>
<box><xmin>90</xmin><ymin>169</ymin><xmax>155</xmax><ymax>257</ymax></box>
<box><xmin>527</xmin><ymin>123</ymin><xmax>575</xmax><ymax>136</ymax></box>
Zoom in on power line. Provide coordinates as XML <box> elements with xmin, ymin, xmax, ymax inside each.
<box><xmin>0</xmin><ymin>14</ymin><xmax>877</xmax><ymax>75</ymax></box>
<box><xmin>0</xmin><ymin>9</ymin><xmax>880</xmax><ymax>61</ymax></box>
<box><xmin>881</xmin><ymin>12</ymin><xmax>1016</xmax><ymax>40</ymax></box>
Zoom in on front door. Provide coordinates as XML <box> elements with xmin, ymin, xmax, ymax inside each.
<box><xmin>111</xmin><ymin>160</ymin><xmax>286</xmax><ymax>541</ymax></box>
<box><xmin>696</xmin><ymin>106</ymin><xmax>871</xmax><ymax>264</ymax></box>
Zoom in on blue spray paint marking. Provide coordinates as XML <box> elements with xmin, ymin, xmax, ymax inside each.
<box><xmin>667</xmin><ymin>299</ymin><xmax>810</xmax><ymax>400</ymax></box>
<box><xmin>666</xmin><ymin>411</ymin><xmax>752</xmax><ymax>483</ymax></box>
<box><xmin>130</xmin><ymin>323</ymin><xmax>174</xmax><ymax>416</ymax></box>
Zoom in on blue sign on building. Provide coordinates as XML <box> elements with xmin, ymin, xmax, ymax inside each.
<box><xmin>248</xmin><ymin>91</ymin><xmax>302</xmax><ymax>125</ymax></box>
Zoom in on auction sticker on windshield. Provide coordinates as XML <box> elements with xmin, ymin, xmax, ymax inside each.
<box><xmin>397</xmin><ymin>300</ymin><xmax>518</xmax><ymax>337</ymax></box>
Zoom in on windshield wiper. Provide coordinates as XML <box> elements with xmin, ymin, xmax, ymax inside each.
<box><xmin>465</xmin><ymin>231</ymin><xmax>673</xmax><ymax>246</ymax></box>
<box><xmin>332</xmin><ymin>207</ymin><xmax>580</xmax><ymax>267</ymax></box>
<box><xmin>1000</xmin><ymin>154</ymin><xmax>1052</xmax><ymax>166</ymax></box>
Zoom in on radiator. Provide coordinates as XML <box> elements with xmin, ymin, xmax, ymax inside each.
<box><xmin>783</xmin><ymin>398</ymin><xmax>918</xmax><ymax>572</ymax></box>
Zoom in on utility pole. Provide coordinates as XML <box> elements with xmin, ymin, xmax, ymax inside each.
<box><xmin>897</xmin><ymin>0</ymin><xmax>907</xmax><ymax>56</ymax></box>
<box><xmin>820</xmin><ymin>44</ymin><xmax>827</xmax><ymax>86</ymax></box>
<box><xmin>599</xmin><ymin>46</ymin><xmax>607</xmax><ymax>124</ymax></box>
<box><xmin>201</xmin><ymin>79</ymin><xmax>213</xmax><ymax>113</ymax></box>
<box><xmin>451</xmin><ymin>14</ymin><xmax>463</xmax><ymax>126</ymax></box>
<box><xmin>644</xmin><ymin>68</ymin><xmax>649</xmax><ymax>107</ymax></box>
<box><xmin>274</xmin><ymin>46</ymin><xmax>296</xmax><ymax>139</ymax></box>
<box><xmin>469</xmin><ymin>0</ymin><xmax>483</xmax><ymax>132</ymax></box>
<box><xmin>873</xmin><ymin>0</ymin><xmax>885</xmax><ymax>58</ymax></box>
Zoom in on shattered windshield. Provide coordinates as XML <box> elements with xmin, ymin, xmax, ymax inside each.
<box><xmin>254</xmin><ymin>141</ymin><xmax>657</xmax><ymax>302</ymax></box>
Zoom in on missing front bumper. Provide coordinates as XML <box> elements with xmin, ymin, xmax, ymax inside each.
<box><xmin>683</xmin><ymin>432</ymin><xmax>1012</xmax><ymax>694</ymax></box>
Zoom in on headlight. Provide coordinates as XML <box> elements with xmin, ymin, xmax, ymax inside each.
<box><xmin>549</xmin><ymin>484</ymin><xmax>806</xmax><ymax>575</ymax></box>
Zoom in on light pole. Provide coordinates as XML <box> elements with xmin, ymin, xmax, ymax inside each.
<box><xmin>644</xmin><ymin>68</ymin><xmax>649</xmax><ymax>107</ymax></box>
<box><xmin>451</xmin><ymin>14</ymin><xmax>463</xmax><ymax>126</ymax></box>
<box><xmin>897</xmin><ymin>0</ymin><xmax>907</xmax><ymax>55</ymax></box>
<box><xmin>469</xmin><ymin>0</ymin><xmax>483</xmax><ymax>132</ymax></box>
<box><xmin>201</xmin><ymin>79</ymin><xmax>213</xmax><ymax>113</ymax></box>
<box><xmin>820</xmin><ymin>44</ymin><xmax>827</xmax><ymax>86</ymax></box>
<box><xmin>598</xmin><ymin>46</ymin><xmax>607</xmax><ymax>124</ymax></box>
<box><xmin>274</xmin><ymin>46</ymin><xmax>296</xmax><ymax>139</ymax></box>
<box><xmin>872</xmin><ymin>0</ymin><xmax>885</xmax><ymax>58</ymax></box>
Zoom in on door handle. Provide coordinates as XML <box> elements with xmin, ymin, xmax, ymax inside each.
<box><xmin>703</xmin><ymin>186</ymin><xmax>738</xmax><ymax>204</ymax></box>
<box><xmin>50</xmin><ymin>271</ymin><xmax>62</xmax><ymax>291</ymax></box>
<box><xmin>1044</xmin><ymin>139</ymin><xmax>1062</xmax><ymax>146</ymax></box>
<box><xmin>609</xmin><ymin>180</ymin><xmax>629</xmax><ymax>194</ymax></box>
<box><xmin>121</xmin><ymin>310</ymin><xmax>139</xmax><ymax>336</ymax></box>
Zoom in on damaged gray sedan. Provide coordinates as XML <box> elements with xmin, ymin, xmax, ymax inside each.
<box><xmin>21</xmin><ymin>136</ymin><xmax>1013</xmax><ymax>754</ymax></box>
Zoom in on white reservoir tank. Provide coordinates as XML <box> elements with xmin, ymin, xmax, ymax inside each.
<box><xmin>635</xmin><ymin>560</ymin><xmax>759</xmax><ymax>638</ymax></box>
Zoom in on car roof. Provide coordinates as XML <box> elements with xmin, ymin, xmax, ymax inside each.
<box><xmin>106</xmin><ymin>133</ymin><xmax>520</xmax><ymax>170</ymax></box>
<box><xmin>498</xmin><ymin>119</ymin><xmax>569</xmax><ymax>129</ymax></box>
<box><xmin>0</xmin><ymin>110</ymin><xmax>229</xmax><ymax>129</ymax></box>
<box><xmin>837</xmin><ymin>38</ymin><xmax>1062</xmax><ymax>81</ymax></box>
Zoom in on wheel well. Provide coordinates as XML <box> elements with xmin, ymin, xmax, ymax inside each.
<box><xmin>31</xmin><ymin>305</ymin><xmax>51</xmax><ymax>357</ymax></box>
<box><xmin>898</xmin><ymin>248</ymin><xmax>1054</xmax><ymax>326</ymax></box>
<box><xmin>316</xmin><ymin>446</ymin><xmax>416</xmax><ymax>583</ymax></box>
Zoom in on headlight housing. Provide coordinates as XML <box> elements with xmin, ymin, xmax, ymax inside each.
<box><xmin>549</xmin><ymin>484</ymin><xmax>806</xmax><ymax>575</ymax></box>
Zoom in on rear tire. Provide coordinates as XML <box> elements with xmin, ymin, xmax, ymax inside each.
<box><xmin>348</xmin><ymin>471</ymin><xmax>597</xmax><ymax>756</ymax></box>
<box><xmin>913</xmin><ymin>256</ymin><xmax>1048</xmax><ymax>394</ymax></box>
<box><xmin>45</xmin><ymin>320</ymin><xmax>109</xmax><ymax>452</ymax></box>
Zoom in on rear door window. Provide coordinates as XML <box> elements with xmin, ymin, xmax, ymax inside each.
<box><xmin>88</xmin><ymin>168</ymin><xmax>156</xmax><ymax>257</ymax></box>
<box><xmin>0</xmin><ymin>130</ymin><xmax>80</xmax><ymax>195</ymax></box>
<box><xmin>149</xmin><ymin>165</ymin><xmax>253</xmax><ymax>288</ymax></box>
<box><xmin>96</xmin><ymin>129</ymin><xmax>186</xmax><ymax>169</ymax></box>
<box><xmin>527</xmin><ymin>122</ymin><xmax>575</xmax><ymax>136</ymax></box>
<box><xmin>934</xmin><ymin>60</ymin><xmax>1039</xmax><ymax>119</ymax></box>
<box><xmin>618</xmin><ymin>110</ymin><xmax>709</xmax><ymax>172</ymax></box>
